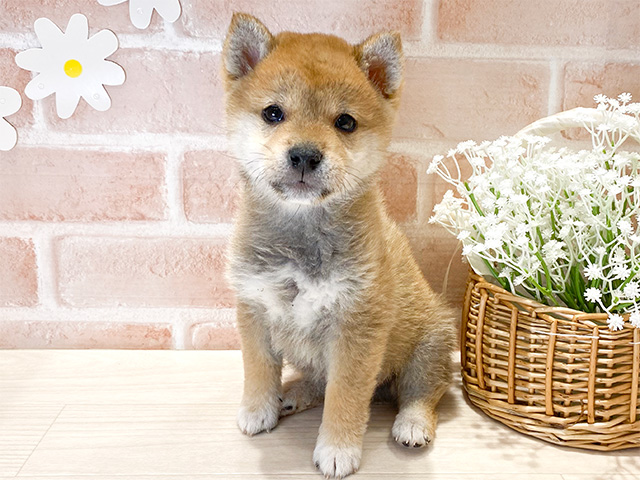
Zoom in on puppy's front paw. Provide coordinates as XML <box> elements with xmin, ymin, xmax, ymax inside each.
<box><xmin>392</xmin><ymin>408</ymin><xmax>435</xmax><ymax>448</ymax></box>
<box><xmin>237</xmin><ymin>399</ymin><xmax>279</xmax><ymax>436</ymax></box>
<box><xmin>313</xmin><ymin>435</ymin><xmax>361</xmax><ymax>478</ymax></box>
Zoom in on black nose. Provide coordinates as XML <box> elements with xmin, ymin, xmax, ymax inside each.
<box><xmin>288</xmin><ymin>146</ymin><xmax>323</xmax><ymax>171</ymax></box>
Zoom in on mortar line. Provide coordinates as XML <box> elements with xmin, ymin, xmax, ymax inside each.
<box><xmin>31</xmin><ymin>233</ymin><xmax>58</xmax><ymax>309</ymax></box>
<box><xmin>165</xmin><ymin>146</ymin><xmax>188</xmax><ymax>226</ymax></box>
<box><xmin>548</xmin><ymin>58</ymin><xmax>564</xmax><ymax>116</ymax></box>
<box><xmin>419</xmin><ymin>0</ymin><xmax>439</xmax><ymax>47</ymax></box>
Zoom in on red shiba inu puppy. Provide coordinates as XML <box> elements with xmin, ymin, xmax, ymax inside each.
<box><xmin>223</xmin><ymin>13</ymin><xmax>456</xmax><ymax>478</ymax></box>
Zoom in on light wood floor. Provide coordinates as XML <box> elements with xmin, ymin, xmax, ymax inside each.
<box><xmin>0</xmin><ymin>350</ymin><xmax>638</xmax><ymax>479</ymax></box>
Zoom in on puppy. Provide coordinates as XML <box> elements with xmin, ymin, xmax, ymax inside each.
<box><xmin>223</xmin><ymin>13</ymin><xmax>456</xmax><ymax>478</ymax></box>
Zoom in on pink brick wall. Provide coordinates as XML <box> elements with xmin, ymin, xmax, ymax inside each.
<box><xmin>0</xmin><ymin>0</ymin><xmax>637</xmax><ymax>349</ymax></box>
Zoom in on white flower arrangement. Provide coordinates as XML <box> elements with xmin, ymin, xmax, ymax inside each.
<box><xmin>428</xmin><ymin>94</ymin><xmax>640</xmax><ymax>331</ymax></box>
<box><xmin>97</xmin><ymin>0</ymin><xmax>182</xmax><ymax>30</ymax></box>
<box><xmin>0</xmin><ymin>86</ymin><xmax>21</xmax><ymax>151</ymax></box>
<box><xmin>15</xmin><ymin>14</ymin><xmax>125</xmax><ymax>119</ymax></box>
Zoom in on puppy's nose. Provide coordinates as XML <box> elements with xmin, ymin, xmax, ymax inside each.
<box><xmin>288</xmin><ymin>146</ymin><xmax>323</xmax><ymax>171</ymax></box>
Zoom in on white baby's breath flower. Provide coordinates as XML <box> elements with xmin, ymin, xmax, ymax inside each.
<box><xmin>594</xmin><ymin>94</ymin><xmax>608</xmax><ymax>104</ymax></box>
<box><xmin>584</xmin><ymin>264</ymin><xmax>602</xmax><ymax>280</ymax></box>
<box><xmin>623</xmin><ymin>282</ymin><xmax>640</xmax><ymax>299</ymax></box>
<box><xmin>617</xmin><ymin>175</ymin><xmax>632</xmax><ymax>186</ymax></box>
<box><xmin>612</xmin><ymin>264</ymin><xmax>631</xmax><ymax>280</ymax></box>
<box><xmin>558</xmin><ymin>225</ymin><xmax>571</xmax><ymax>239</ymax></box>
<box><xmin>512</xmin><ymin>194</ymin><xmax>529</xmax><ymax>205</ymax></box>
<box><xmin>427</xmin><ymin>155</ymin><xmax>444</xmax><ymax>174</ymax></box>
<box><xmin>469</xmin><ymin>156</ymin><xmax>486</xmax><ymax>168</ymax></box>
<box><xmin>612</xmin><ymin>248</ymin><xmax>626</xmax><ymax>262</ymax></box>
<box><xmin>585</xmin><ymin>287</ymin><xmax>602</xmax><ymax>303</ymax></box>
<box><xmin>619</xmin><ymin>92</ymin><xmax>632</xmax><ymax>104</ymax></box>
<box><xmin>473</xmin><ymin>243</ymin><xmax>487</xmax><ymax>253</ymax></box>
<box><xmin>485</xmin><ymin>238</ymin><xmax>503</xmax><ymax>250</ymax></box>
<box><xmin>630</xmin><ymin>311</ymin><xmax>640</xmax><ymax>328</ymax></box>
<box><xmin>457</xmin><ymin>230</ymin><xmax>471</xmax><ymax>240</ymax></box>
<box><xmin>542</xmin><ymin>240</ymin><xmax>566</xmax><ymax>263</ymax></box>
<box><xmin>495</xmin><ymin>197</ymin><xmax>508</xmax><ymax>209</ymax></box>
<box><xmin>456</xmin><ymin>140</ymin><xmax>476</xmax><ymax>153</ymax></box>
<box><xmin>607</xmin><ymin>313</ymin><xmax>625</xmax><ymax>331</ymax></box>
<box><xmin>513</xmin><ymin>275</ymin><xmax>526</xmax><ymax>286</ymax></box>
<box><xmin>617</xmin><ymin>219</ymin><xmax>632</xmax><ymax>236</ymax></box>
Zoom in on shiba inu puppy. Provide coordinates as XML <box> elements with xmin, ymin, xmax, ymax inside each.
<box><xmin>223</xmin><ymin>13</ymin><xmax>456</xmax><ymax>478</ymax></box>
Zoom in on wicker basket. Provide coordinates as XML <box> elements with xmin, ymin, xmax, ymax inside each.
<box><xmin>461</xmin><ymin>271</ymin><xmax>640</xmax><ymax>451</ymax></box>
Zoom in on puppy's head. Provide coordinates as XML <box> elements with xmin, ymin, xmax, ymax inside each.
<box><xmin>222</xmin><ymin>13</ymin><xmax>403</xmax><ymax>206</ymax></box>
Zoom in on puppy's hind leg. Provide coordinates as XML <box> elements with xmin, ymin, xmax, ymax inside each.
<box><xmin>280</xmin><ymin>371</ymin><xmax>325</xmax><ymax>417</ymax></box>
<box><xmin>392</xmin><ymin>330</ymin><xmax>454</xmax><ymax>448</ymax></box>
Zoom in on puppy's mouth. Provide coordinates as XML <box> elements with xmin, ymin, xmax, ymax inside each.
<box><xmin>270</xmin><ymin>176</ymin><xmax>331</xmax><ymax>202</ymax></box>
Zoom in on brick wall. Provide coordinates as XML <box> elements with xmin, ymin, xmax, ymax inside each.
<box><xmin>0</xmin><ymin>0</ymin><xmax>638</xmax><ymax>349</ymax></box>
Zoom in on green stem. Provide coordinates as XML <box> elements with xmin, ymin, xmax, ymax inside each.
<box><xmin>465</xmin><ymin>182</ymin><xmax>485</xmax><ymax>217</ymax></box>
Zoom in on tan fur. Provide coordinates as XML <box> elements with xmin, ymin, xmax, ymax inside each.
<box><xmin>223</xmin><ymin>13</ymin><xmax>456</xmax><ymax>478</ymax></box>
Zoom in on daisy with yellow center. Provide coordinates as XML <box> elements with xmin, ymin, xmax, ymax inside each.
<box><xmin>15</xmin><ymin>14</ymin><xmax>125</xmax><ymax>119</ymax></box>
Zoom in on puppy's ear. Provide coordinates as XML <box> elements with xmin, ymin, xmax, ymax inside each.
<box><xmin>223</xmin><ymin>13</ymin><xmax>274</xmax><ymax>81</ymax></box>
<box><xmin>355</xmin><ymin>32</ymin><xmax>404</xmax><ymax>99</ymax></box>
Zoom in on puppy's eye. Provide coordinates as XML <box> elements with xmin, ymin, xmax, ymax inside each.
<box><xmin>334</xmin><ymin>113</ymin><xmax>357</xmax><ymax>133</ymax></box>
<box><xmin>262</xmin><ymin>104</ymin><xmax>285</xmax><ymax>124</ymax></box>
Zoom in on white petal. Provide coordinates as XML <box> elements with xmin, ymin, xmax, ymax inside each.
<box><xmin>82</xmin><ymin>84</ymin><xmax>112</xmax><ymax>112</ymax></box>
<box><xmin>55</xmin><ymin>88</ymin><xmax>81</xmax><ymax>119</ymax></box>
<box><xmin>0</xmin><ymin>87</ymin><xmax>22</xmax><ymax>117</ymax></box>
<box><xmin>155</xmin><ymin>0</ymin><xmax>182</xmax><ymax>23</ymax></box>
<box><xmin>87</xmin><ymin>29</ymin><xmax>119</xmax><ymax>59</ymax></box>
<box><xmin>98</xmin><ymin>0</ymin><xmax>128</xmax><ymax>5</ymax></box>
<box><xmin>24</xmin><ymin>73</ymin><xmax>57</xmax><ymax>101</ymax></box>
<box><xmin>15</xmin><ymin>48</ymin><xmax>46</xmax><ymax>72</ymax></box>
<box><xmin>0</xmin><ymin>118</ymin><xmax>18</xmax><ymax>151</ymax></box>
<box><xmin>96</xmin><ymin>60</ymin><xmax>126</xmax><ymax>86</ymax></box>
<box><xmin>129</xmin><ymin>0</ymin><xmax>155</xmax><ymax>29</ymax></box>
<box><xmin>65</xmin><ymin>14</ymin><xmax>89</xmax><ymax>42</ymax></box>
<box><xmin>34</xmin><ymin>17</ymin><xmax>64</xmax><ymax>46</ymax></box>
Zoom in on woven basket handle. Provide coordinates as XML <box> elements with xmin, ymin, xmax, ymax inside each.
<box><xmin>515</xmin><ymin>107</ymin><xmax>640</xmax><ymax>144</ymax></box>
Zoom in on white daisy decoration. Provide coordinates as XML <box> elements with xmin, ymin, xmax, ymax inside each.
<box><xmin>0</xmin><ymin>86</ymin><xmax>22</xmax><ymax>151</ymax></box>
<box><xmin>15</xmin><ymin>14</ymin><xmax>125</xmax><ymax>120</ymax></box>
<box><xmin>97</xmin><ymin>0</ymin><xmax>182</xmax><ymax>30</ymax></box>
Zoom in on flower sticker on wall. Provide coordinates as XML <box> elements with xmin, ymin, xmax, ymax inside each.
<box><xmin>98</xmin><ymin>0</ymin><xmax>182</xmax><ymax>30</ymax></box>
<box><xmin>0</xmin><ymin>86</ymin><xmax>21</xmax><ymax>151</ymax></box>
<box><xmin>15</xmin><ymin>14</ymin><xmax>125</xmax><ymax>119</ymax></box>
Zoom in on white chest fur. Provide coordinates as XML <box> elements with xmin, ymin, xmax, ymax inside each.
<box><xmin>236</xmin><ymin>264</ymin><xmax>353</xmax><ymax>330</ymax></box>
<box><xmin>232</xmin><ymin>262</ymin><xmax>365</xmax><ymax>375</ymax></box>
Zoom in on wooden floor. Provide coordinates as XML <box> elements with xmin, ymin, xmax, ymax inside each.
<box><xmin>0</xmin><ymin>350</ymin><xmax>638</xmax><ymax>479</ymax></box>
